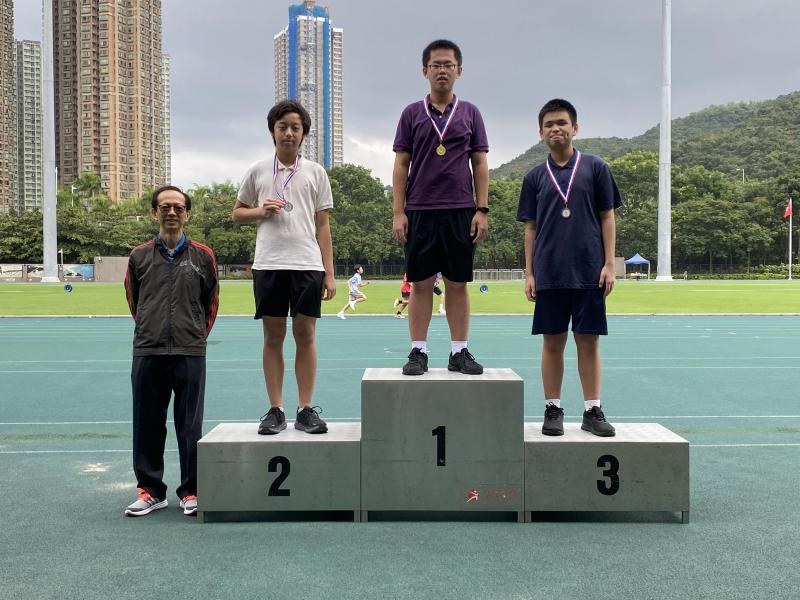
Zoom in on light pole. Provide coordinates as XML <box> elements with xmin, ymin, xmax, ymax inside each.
<box><xmin>70</xmin><ymin>184</ymin><xmax>76</xmax><ymax>207</ymax></box>
<box><xmin>737</xmin><ymin>168</ymin><xmax>745</xmax><ymax>184</ymax></box>
<box><xmin>58</xmin><ymin>248</ymin><xmax>64</xmax><ymax>280</ymax></box>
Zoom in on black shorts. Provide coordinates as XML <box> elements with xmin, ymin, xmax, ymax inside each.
<box><xmin>532</xmin><ymin>288</ymin><xmax>608</xmax><ymax>335</ymax></box>
<box><xmin>252</xmin><ymin>269</ymin><xmax>323</xmax><ymax>319</ymax></box>
<box><xmin>405</xmin><ymin>208</ymin><xmax>475</xmax><ymax>283</ymax></box>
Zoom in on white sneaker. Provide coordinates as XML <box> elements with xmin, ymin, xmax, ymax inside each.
<box><xmin>179</xmin><ymin>495</ymin><xmax>198</xmax><ymax>516</ymax></box>
<box><xmin>125</xmin><ymin>488</ymin><xmax>168</xmax><ymax>517</ymax></box>
<box><xmin>439</xmin><ymin>307</ymin><xmax>446</xmax><ymax>315</ymax></box>
<box><xmin>337</xmin><ymin>311</ymin><xmax>346</xmax><ymax>320</ymax></box>
<box><xmin>394</xmin><ymin>313</ymin><xmax>405</xmax><ymax>319</ymax></box>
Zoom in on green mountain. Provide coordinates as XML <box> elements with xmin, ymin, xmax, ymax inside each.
<box><xmin>491</xmin><ymin>91</ymin><xmax>800</xmax><ymax>181</ymax></box>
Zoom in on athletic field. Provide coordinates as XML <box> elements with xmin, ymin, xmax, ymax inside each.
<box><xmin>1</xmin><ymin>310</ymin><xmax>798</xmax><ymax>599</ymax></box>
<box><xmin>2</xmin><ymin>278</ymin><xmax>800</xmax><ymax>315</ymax></box>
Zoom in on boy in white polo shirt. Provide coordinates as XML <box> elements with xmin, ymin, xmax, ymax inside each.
<box><xmin>232</xmin><ymin>100</ymin><xmax>336</xmax><ymax>435</ymax></box>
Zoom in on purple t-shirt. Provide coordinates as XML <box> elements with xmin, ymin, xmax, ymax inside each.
<box><xmin>516</xmin><ymin>151</ymin><xmax>622</xmax><ymax>290</ymax></box>
<box><xmin>393</xmin><ymin>96</ymin><xmax>489</xmax><ymax>210</ymax></box>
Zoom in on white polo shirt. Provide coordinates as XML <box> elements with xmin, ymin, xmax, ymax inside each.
<box><xmin>237</xmin><ymin>155</ymin><xmax>334</xmax><ymax>271</ymax></box>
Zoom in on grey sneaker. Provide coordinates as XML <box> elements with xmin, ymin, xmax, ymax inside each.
<box><xmin>295</xmin><ymin>406</ymin><xmax>328</xmax><ymax>434</ymax></box>
<box><xmin>258</xmin><ymin>407</ymin><xmax>287</xmax><ymax>435</ymax></box>
<box><xmin>447</xmin><ymin>348</ymin><xmax>483</xmax><ymax>375</ymax></box>
<box><xmin>402</xmin><ymin>347</ymin><xmax>429</xmax><ymax>376</ymax></box>
<box><xmin>542</xmin><ymin>403</ymin><xmax>564</xmax><ymax>436</ymax></box>
<box><xmin>179</xmin><ymin>495</ymin><xmax>198</xmax><ymax>516</ymax></box>
<box><xmin>582</xmin><ymin>406</ymin><xmax>616</xmax><ymax>437</ymax></box>
<box><xmin>125</xmin><ymin>488</ymin><xmax>168</xmax><ymax>517</ymax></box>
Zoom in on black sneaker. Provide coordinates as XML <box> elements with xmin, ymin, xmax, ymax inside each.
<box><xmin>542</xmin><ymin>403</ymin><xmax>564</xmax><ymax>436</ymax></box>
<box><xmin>402</xmin><ymin>348</ymin><xmax>429</xmax><ymax>376</ymax></box>
<box><xmin>295</xmin><ymin>406</ymin><xmax>328</xmax><ymax>434</ymax></box>
<box><xmin>258</xmin><ymin>407</ymin><xmax>286</xmax><ymax>435</ymax></box>
<box><xmin>581</xmin><ymin>406</ymin><xmax>616</xmax><ymax>437</ymax></box>
<box><xmin>447</xmin><ymin>348</ymin><xmax>483</xmax><ymax>375</ymax></box>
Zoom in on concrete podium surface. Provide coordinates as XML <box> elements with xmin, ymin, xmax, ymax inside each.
<box><xmin>361</xmin><ymin>368</ymin><xmax>525</xmax><ymax>515</ymax></box>
<box><xmin>524</xmin><ymin>422</ymin><xmax>690</xmax><ymax>522</ymax></box>
<box><xmin>197</xmin><ymin>422</ymin><xmax>361</xmax><ymax>521</ymax></box>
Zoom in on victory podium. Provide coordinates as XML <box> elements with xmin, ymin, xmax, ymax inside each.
<box><xmin>524</xmin><ymin>422</ymin><xmax>690</xmax><ymax>523</ymax></box>
<box><xmin>196</xmin><ymin>369</ymin><xmax>690</xmax><ymax>524</ymax></box>
<box><xmin>360</xmin><ymin>368</ymin><xmax>525</xmax><ymax>521</ymax></box>
<box><xmin>197</xmin><ymin>422</ymin><xmax>361</xmax><ymax>522</ymax></box>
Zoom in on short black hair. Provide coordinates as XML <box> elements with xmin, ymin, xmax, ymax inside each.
<box><xmin>267</xmin><ymin>100</ymin><xmax>312</xmax><ymax>144</ymax></box>
<box><xmin>422</xmin><ymin>39</ymin><xmax>462</xmax><ymax>67</ymax></box>
<box><xmin>538</xmin><ymin>99</ymin><xmax>578</xmax><ymax>129</ymax></box>
<box><xmin>353</xmin><ymin>264</ymin><xmax>363</xmax><ymax>272</ymax></box>
<box><xmin>151</xmin><ymin>185</ymin><xmax>191</xmax><ymax>211</ymax></box>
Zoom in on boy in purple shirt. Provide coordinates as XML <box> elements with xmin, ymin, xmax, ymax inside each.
<box><xmin>516</xmin><ymin>99</ymin><xmax>621</xmax><ymax>437</ymax></box>
<box><xmin>391</xmin><ymin>39</ymin><xmax>490</xmax><ymax>376</ymax></box>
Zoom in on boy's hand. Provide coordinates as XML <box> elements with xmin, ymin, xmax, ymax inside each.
<box><xmin>260</xmin><ymin>197</ymin><xmax>286</xmax><ymax>217</ymax></box>
<box><xmin>525</xmin><ymin>275</ymin><xmax>536</xmax><ymax>302</ymax></box>
<box><xmin>471</xmin><ymin>211</ymin><xmax>488</xmax><ymax>243</ymax></box>
<box><xmin>322</xmin><ymin>273</ymin><xmax>337</xmax><ymax>300</ymax></box>
<box><xmin>392</xmin><ymin>213</ymin><xmax>408</xmax><ymax>243</ymax></box>
<box><xmin>599</xmin><ymin>265</ymin><xmax>615</xmax><ymax>297</ymax></box>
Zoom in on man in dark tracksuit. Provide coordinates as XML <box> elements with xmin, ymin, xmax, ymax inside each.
<box><xmin>123</xmin><ymin>185</ymin><xmax>219</xmax><ymax>517</ymax></box>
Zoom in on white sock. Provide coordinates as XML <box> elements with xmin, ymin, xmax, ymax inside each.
<box><xmin>584</xmin><ymin>399</ymin><xmax>601</xmax><ymax>411</ymax></box>
<box><xmin>546</xmin><ymin>399</ymin><xmax>561</xmax><ymax>408</ymax></box>
<box><xmin>411</xmin><ymin>341</ymin><xmax>427</xmax><ymax>353</ymax></box>
<box><xmin>451</xmin><ymin>341</ymin><xmax>467</xmax><ymax>354</ymax></box>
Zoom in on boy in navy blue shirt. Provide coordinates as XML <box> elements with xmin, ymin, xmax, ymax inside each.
<box><xmin>516</xmin><ymin>99</ymin><xmax>621</xmax><ymax>437</ymax></box>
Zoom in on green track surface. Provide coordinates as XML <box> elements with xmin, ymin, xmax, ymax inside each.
<box><xmin>1</xmin><ymin>316</ymin><xmax>799</xmax><ymax>599</ymax></box>
<box><xmin>2</xmin><ymin>279</ymin><xmax>800</xmax><ymax>315</ymax></box>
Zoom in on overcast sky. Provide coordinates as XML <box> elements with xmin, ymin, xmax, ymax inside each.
<box><xmin>14</xmin><ymin>0</ymin><xmax>800</xmax><ymax>188</ymax></box>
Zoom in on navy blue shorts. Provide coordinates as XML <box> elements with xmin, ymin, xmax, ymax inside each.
<box><xmin>252</xmin><ymin>269</ymin><xmax>323</xmax><ymax>319</ymax></box>
<box><xmin>532</xmin><ymin>288</ymin><xmax>608</xmax><ymax>335</ymax></box>
<box><xmin>405</xmin><ymin>208</ymin><xmax>475</xmax><ymax>283</ymax></box>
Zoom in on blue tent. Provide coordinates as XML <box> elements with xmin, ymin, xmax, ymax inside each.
<box><xmin>624</xmin><ymin>253</ymin><xmax>650</xmax><ymax>279</ymax></box>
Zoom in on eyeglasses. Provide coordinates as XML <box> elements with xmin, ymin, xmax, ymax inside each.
<box><xmin>427</xmin><ymin>62</ymin><xmax>458</xmax><ymax>72</ymax></box>
<box><xmin>157</xmin><ymin>204</ymin><xmax>187</xmax><ymax>215</ymax></box>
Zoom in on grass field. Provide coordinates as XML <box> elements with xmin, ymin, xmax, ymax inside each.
<box><xmin>1</xmin><ymin>279</ymin><xmax>800</xmax><ymax>315</ymax></box>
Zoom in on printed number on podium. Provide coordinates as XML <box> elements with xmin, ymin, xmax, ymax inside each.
<box><xmin>431</xmin><ymin>426</ymin><xmax>446</xmax><ymax>466</ymax></box>
<box><xmin>267</xmin><ymin>456</ymin><xmax>291</xmax><ymax>496</ymax></box>
<box><xmin>596</xmin><ymin>454</ymin><xmax>620</xmax><ymax>496</ymax></box>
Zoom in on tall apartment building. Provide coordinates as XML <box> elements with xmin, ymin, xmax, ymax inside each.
<box><xmin>162</xmin><ymin>52</ymin><xmax>170</xmax><ymax>184</ymax></box>
<box><xmin>0</xmin><ymin>0</ymin><xmax>16</xmax><ymax>212</ymax></box>
<box><xmin>274</xmin><ymin>0</ymin><xmax>343</xmax><ymax>168</ymax></box>
<box><xmin>16</xmin><ymin>40</ymin><xmax>43</xmax><ymax>211</ymax></box>
<box><xmin>52</xmin><ymin>0</ymin><xmax>167</xmax><ymax>201</ymax></box>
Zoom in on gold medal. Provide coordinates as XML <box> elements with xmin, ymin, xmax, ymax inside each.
<box><xmin>436</xmin><ymin>144</ymin><xmax>446</xmax><ymax>156</ymax></box>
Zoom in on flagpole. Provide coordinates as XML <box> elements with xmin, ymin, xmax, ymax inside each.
<box><xmin>790</xmin><ymin>209</ymin><xmax>793</xmax><ymax>281</ymax></box>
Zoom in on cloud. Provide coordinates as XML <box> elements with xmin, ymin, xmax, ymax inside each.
<box><xmin>344</xmin><ymin>135</ymin><xmax>394</xmax><ymax>185</ymax></box>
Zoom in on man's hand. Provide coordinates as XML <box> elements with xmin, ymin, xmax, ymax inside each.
<box><xmin>599</xmin><ymin>264</ymin><xmax>615</xmax><ymax>297</ymax></box>
<box><xmin>392</xmin><ymin>213</ymin><xmax>408</xmax><ymax>243</ymax></box>
<box><xmin>525</xmin><ymin>274</ymin><xmax>536</xmax><ymax>302</ymax></box>
<box><xmin>471</xmin><ymin>211</ymin><xmax>488</xmax><ymax>243</ymax></box>
<box><xmin>322</xmin><ymin>272</ymin><xmax>336</xmax><ymax>301</ymax></box>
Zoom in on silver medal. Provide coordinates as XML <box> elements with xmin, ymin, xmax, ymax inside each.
<box><xmin>561</xmin><ymin>207</ymin><xmax>571</xmax><ymax>218</ymax></box>
<box><xmin>283</xmin><ymin>201</ymin><xmax>294</xmax><ymax>213</ymax></box>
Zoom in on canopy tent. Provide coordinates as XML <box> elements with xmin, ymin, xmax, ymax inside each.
<box><xmin>624</xmin><ymin>253</ymin><xmax>651</xmax><ymax>279</ymax></box>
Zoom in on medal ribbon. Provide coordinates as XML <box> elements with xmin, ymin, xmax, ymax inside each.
<box><xmin>272</xmin><ymin>154</ymin><xmax>300</xmax><ymax>203</ymax></box>
<box><xmin>545</xmin><ymin>150</ymin><xmax>582</xmax><ymax>210</ymax></box>
<box><xmin>423</xmin><ymin>95</ymin><xmax>460</xmax><ymax>148</ymax></box>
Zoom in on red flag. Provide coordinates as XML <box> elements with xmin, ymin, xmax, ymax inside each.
<box><xmin>784</xmin><ymin>198</ymin><xmax>793</xmax><ymax>219</ymax></box>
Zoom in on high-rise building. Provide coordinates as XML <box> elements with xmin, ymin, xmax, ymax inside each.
<box><xmin>16</xmin><ymin>40</ymin><xmax>43</xmax><ymax>211</ymax></box>
<box><xmin>274</xmin><ymin>0</ymin><xmax>343</xmax><ymax>168</ymax></box>
<box><xmin>0</xmin><ymin>0</ymin><xmax>16</xmax><ymax>212</ymax></box>
<box><xmin>52</xmin><ymin>0</ymin><xmax>166</xmax><ymax>201</ymax></box>
<box><xmin>162</xmin><ymin>52</ymin><xmax>171</xmax><ymax>184</ymax></box>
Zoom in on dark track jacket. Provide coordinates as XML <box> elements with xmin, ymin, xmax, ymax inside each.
<box><xmin>124</xmin><ymin>236</ymin><xmax>219</xmax><ymax>356</ymax></box>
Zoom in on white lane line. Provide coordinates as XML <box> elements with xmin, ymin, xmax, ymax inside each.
<box><xmin>3</xmin><ymin>444</ymin><xmax>799</xmax><ymax>455</ymax></box>
<box><xmin>2</xmin><ymin>416</ymin><xmax>799</xmax><ymax>426</ymax></box>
